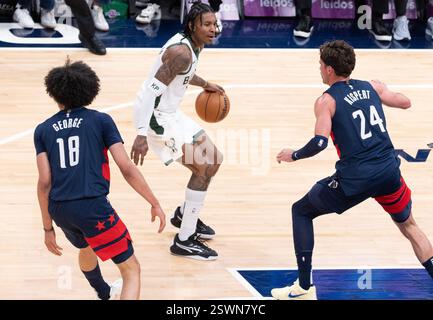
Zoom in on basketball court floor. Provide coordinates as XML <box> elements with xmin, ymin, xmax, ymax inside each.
<box><xmin>0</xmin><ymin>17</ymin><xmax>432</xmax><ymax>300</ymax></box>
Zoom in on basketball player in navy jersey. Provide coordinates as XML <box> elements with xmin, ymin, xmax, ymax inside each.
<box><xmin>34</xmin><ymin>59</ymin><xmax>166</xmax><ymax>300</ymax></box>
<box><xmin>271</xmin><ymin>40</ymin><xmax>433</xmax><ymax>300</ymax></box>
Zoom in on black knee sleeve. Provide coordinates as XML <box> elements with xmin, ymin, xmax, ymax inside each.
<box><xmin>292</xmin><ymin>194</ymin><xmax>320</xmax><ymax>220</ymax></box>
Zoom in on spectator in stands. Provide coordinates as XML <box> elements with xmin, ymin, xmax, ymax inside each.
<box><xmin>134</xmin><ymin>0</ymin><xmax>223</xmax><ymax>34</ymax></box>
<box><xmin>293</xmin><ymin>0</ymin><xmax>313</xmax><ymax>39</ymax></box>
<box><xmin>135</xmin><ymin>0</ymin><xmax>162</xmax><ymax>24</ymax></box>
<box><xmin>209</xmin><ymin>0</ymin><xmax>223</xmax><ymax>33</ymax></box>
<box><xmin>367</xmin><ymin>0</ymin><xmax>411</xmax><ymax>42</ymax></box>
<box><xmin>416</xmin><ymin>0</ymin><xmax>433</xmax><ymax>40</ymax></box>
<box><xmin>13</xmin><ymin>0</ymin><xmax>56</xmax><ymax>29</ymax></box>
<box><xmin>90</xmin><ymin>0</ymin><xmax>110</xmax><ymax>31</ymax></box>
<box><xmin>66</xmin><ymin>0</ymin><xmax>107</xmax><ymax>55</ymax></box>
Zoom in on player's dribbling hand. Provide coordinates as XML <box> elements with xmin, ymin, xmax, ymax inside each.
<box><xmin>44</xmin><ymin>229</ymin><xmax>63</xmax><ymax>256</ymax></box>
<box><xmin>131</xmin><ymin>135</ymin><xmax>148</xmax><ymax>165</ymax></box>
<box><xmin>151</xmin><ymin>205</ymin><xmax>166</xmax><ymax>233</ymax></box>
<box><xmin>276</xmin><ymin>148</ymin><xmax>295</xmax><ymax>163</ymax></box>
<box><xmin>204</xmin><ymin>82</ymin><xmax>225</xmax><ymax>94</ymax></box>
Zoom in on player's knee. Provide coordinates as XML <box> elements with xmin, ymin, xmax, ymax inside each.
<box><xmin>120</xmin><ymin>256</ymin><xmax>141</xmax><ymax>277</ymax></box>
<box><xmin>391</xmin><ymin>207</ymin><xmax>412</xmax><ymax>224</ymax></box>
<box><xmin>292</xmin><ymin>195</ymin><xmax>317</xmax><ymax>219</ymax></box>
<box><xmin>396</xmin><ymin>214</ymin><xmax>415</xmax><ymax>238</ymax></box>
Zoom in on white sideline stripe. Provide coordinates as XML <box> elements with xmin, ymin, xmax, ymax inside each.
<box><xmin>1</xmin><ymin>83</ymin><xmax>432</xmax><ymax>146</ymax></box>
<box><xmin>0</xmin><ymin>103</ymin><xmax>133</xmax><ymax>146</ymax></box>
<box><xmin>227</xmin><ymin>268</ymin><xmax>264</xmax><ymax>299</ymax></box>
<box><xmin>0</xmin><ymin>129</ymin><xmax>34</xmax><ymax>146</ymax></box>
<box><xmin>1</xmin><ymin>47</ymin><xmax>433</xmax><ymax>53</ymax></box>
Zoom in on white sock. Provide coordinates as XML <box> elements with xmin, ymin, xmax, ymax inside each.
<box><xmin>178</xmin><ymin>188</ymin><xmax>206</xmax><ymax>241</ymax></box>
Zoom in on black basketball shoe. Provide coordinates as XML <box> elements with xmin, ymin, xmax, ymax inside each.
<box><xmin>370</xmin><ymin>18</ymin><xmax>392</xmax><ymax>42</ymax></box>
<box><xmin>170</xmin><ymin>233</ymin><xmax>218</xmax><ymax>261</ymax></box>
<box><xmin>170</xmin><ymin>206</ymin><xmax>216</xmax><ymax>240</ymax></box>
<box><xmin>293</xmin><ymin>15</ymin><xmax>313</xmax><ymax>38</ymax></box>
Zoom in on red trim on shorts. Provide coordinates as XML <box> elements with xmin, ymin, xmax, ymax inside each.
<box><xmin>85</xmin><ymin>218</ymin><xmax>132</xmax><ymax>261</ymax></box>
<box><xmin>102</xmin><ymin>148</ymin><xmax>110</xmax><ymax>181</ymax></box>
<box><xmin>375</xmin><ymin>177</ymin><xmax>412</xmax><ymax>214</ymax></box>
<box><xmin>93</xmin><ymin>232</ymin><xmax>132</xmax><ymax>261</ymax></box>
<box><xmin>85</xmin><ymin>218</ymin><xmax>127</xmax><ymax>249</ymax></box>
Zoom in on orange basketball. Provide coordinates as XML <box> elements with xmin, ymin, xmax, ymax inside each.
<box><xmin>195</xmin><ymin>91</ymin><xmax>230</xmax><ymax>123</ymax></box>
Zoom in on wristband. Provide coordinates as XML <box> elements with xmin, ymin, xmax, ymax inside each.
<box><xmin>292</xmin><ymin>135</ymin><xmax>328</xmax><ymax>161</ymax></box>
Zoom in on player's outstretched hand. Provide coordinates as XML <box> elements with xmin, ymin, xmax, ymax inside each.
<box><xmin>131</xmin><ymin>135</ymin><xmax>148</xmax><ymax>166</ymax></box>
<box><xmin>44</xmin><ymin>229</ymin><xmax>63</xmax><ymax>256</ymax></box>
<box><xmin>276</xmin><ymin>148</ymin><xmax>295</xmax><ymax>164</ymax></box>
<box><xmin>204</xmin><ymin>82</ymin><xmax>225</xmax><ymax>94</ymax></box>
<box><xmin>151</xmin><ymin>205</ymin><xmax>166</xmax><ymax>233</ymax></box>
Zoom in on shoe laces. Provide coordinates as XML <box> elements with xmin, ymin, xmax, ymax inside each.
<box><xmin>142</xmin><ymin>4</ymin><xmax>157</xmax><ymax>16</ymax></box>
<box><xmin>192</xmin><ymin>233</ymin><xmax>210</xmax><ymax>248</ymax></box>
<box><xmin>17</xmin><ymin>8</ymin><xmax>30</xmax><ymax>16</ymax></box>
<box><xmin>42</xmin><ymin>9</ymin><xmax>54</xmax><ymax>18</ymax></box>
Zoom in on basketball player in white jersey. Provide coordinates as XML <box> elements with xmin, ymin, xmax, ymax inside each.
<box><xmin>130</xmin><ymin>1</ymin><xmax>224</xmax><ymax>260</ymax></box>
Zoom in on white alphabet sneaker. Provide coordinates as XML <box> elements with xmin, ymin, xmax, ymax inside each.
<box><xmin>13</xmin><ymin>8</ymin><xmax>34</xmax><ymax>29</ymax></box>
<box><xmin>393</xmin><ymin>15</ymin><xmax>411</xmax><ymax>41</ymax></box>
<box><xmin>41</xmin><ymin>9</ymin><xmax>56</xmax><ymax>29</ymax></box>
<box><xmin>426</xmin><ymin>17</ymin><xmax>433</xmax><ymax>40</ymax></box>
<box><xmin>136</xmin><ymin>3</ymin><xmax>161</xmax><ymax>24</ymax></box>
<box><xmin>91</xmin><ymin>5</ymin><xmax>109</xmax><ymax>32</ymax></box>
<box><xmin>271</xmin><ymin>279</ymin><xmax>317</xmax><ymax>300</ymax></box>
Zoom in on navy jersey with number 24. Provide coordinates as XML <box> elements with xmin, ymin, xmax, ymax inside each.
<box><xmin>324</xmin><ymin>79</ymin><xmax>400</xmax><ymax>196</ymax></box>
<box><xmin>34</xmin><ymin>107</ymin><xmax>123</xmax><ymax>201</ymax></box>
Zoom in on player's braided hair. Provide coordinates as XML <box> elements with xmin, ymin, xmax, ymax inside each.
<box><xmin>45</xmin><ymin>58</ymin><xmax>100</xmax><ymax>109</ymax></box>
<box><xmin>183</xmin><ymin>1</ymin><xmax>215</xmax><ymax>37</ymax></box>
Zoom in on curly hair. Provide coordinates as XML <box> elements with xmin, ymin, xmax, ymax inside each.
<box><xmin>183</xmin><ymin>1</ymin><xmax>215</xmax><ymax>36</ymax></box>
<box><xmin>44</xmin><ymin>58</ymin><xmax>100</xmax><ymax>109</ymax></box>
<box><xmin>320</xmin><ymin>40</ymin><xmax>356</xmax><ymax>77</ymax></box>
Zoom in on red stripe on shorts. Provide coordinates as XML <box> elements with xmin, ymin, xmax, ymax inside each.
<box><xmin>85</xmin><ymin>218</ymin><xmax>127</xmax><ymax>248</ymax></box>
<box><xmin>93</xmin><ymin>232</ymin><xmax>132</xmax><ymax>261</ymax></box>
<box><xmin>375</xmin><ymin>177</ymin><xmax>412</xmax><ymax>214</ymax></box>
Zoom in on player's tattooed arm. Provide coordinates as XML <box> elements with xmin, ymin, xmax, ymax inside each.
<box><xmin>190</xmin><ymin>74</ymin><xmax>207</xmax><ymax>87</ymax></box>
<box><xmin>155</xmin><ymin>44</ymin><xmax>192</xmax><ymax>85</ymax></box>
<box><xmin>191</xmin><ymin>74</ymin><xmax>225</xmax><ymax>93</ymax></box>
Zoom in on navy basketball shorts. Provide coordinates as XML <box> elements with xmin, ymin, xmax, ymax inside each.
<box><xmin>308</xmin><ymin>174</ymin><xmax>412</xmax><ymax>223</ymax></box>
<box><xmin>48</xmin><ymin>196</ymin><xmax>134</xmax><ymax>264</ymax></box>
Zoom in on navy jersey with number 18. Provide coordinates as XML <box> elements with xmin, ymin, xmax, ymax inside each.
<box><xmin>34</xmin><ymin>107</ymin><xmax>123</xmax><ymax>201</ymax></box>
<box><xmin>324</xmin><ymin>79</ymin><xmax>401</xmax><ymax>196</ymax></box>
